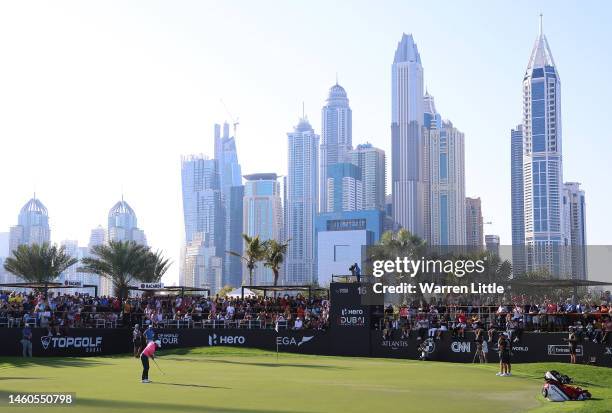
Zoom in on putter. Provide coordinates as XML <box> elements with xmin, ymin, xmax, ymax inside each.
<box><xmin>152</xmin><ymin>358</ymin><xmax>166</xmax><ymax>375</ymax></box>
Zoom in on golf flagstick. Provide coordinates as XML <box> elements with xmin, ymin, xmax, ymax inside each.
<box><xmin>275</xmin><ymin>321</ymin><xmax>279</xmax><ymax>362</ymax></box>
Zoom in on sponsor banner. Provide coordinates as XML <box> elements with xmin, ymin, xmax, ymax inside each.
<box><xmin>0</xmin><ymin>328</ymin><xmax>609</xmax><ymax>366</ymax></box>
<box><xmin>276</xmin><ymin>335</ymin><xmax>315</xmax><ymax>347</ymax></box>
<box><xmin>40</xmin><ymin>335</ymin><xmax>103</xmax><ymax>353</ymax></box>
<box><xmin>338</xmin><ymin>308</ymin><xmax>366</xmax><ymax>327</ymax></box>
<box><xmin>451</xmin><ymin>341</ymin><xmax>471</xmax><ymax>353</ymax></box>
<box><xmin>548</xmin><ymin>344</ymin><xmax>584</xmax><ymax>357</ymax></box>
<box><xmin>157</xmin><ymin>333</ymin><xmax>179</xmax><ymax>346</ymax></box>
<box><xmin>208</xmin><ymin>333</ymin><xmax>246</xmax><ymax>346</ymax></box>
<box><xmin>63</xmin><ymin>280</ymin><xmax>83</xmax><ymax>288</ymax></box>
<box><xmin>139</xmin><ymin>282</ymin><xmax>164</xmax><ymax>290</ymax></box>
<box><xmin>370</xmin><ymin>333</ymin><xmax>611</xmax><ymax>366</ymax></box>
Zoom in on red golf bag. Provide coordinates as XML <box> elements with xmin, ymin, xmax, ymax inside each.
<box><xmin>542</xmin><ymin>371</ymin><xmax>591</xmax><ymax>402</ymax></box>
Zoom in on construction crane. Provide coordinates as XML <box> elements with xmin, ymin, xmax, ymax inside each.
<box><xmin>220</xmin><ymin>99</ymin><xmax>239</xmax><ymax>137</ymax></box>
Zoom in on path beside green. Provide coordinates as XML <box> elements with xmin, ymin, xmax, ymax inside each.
<box><xmin>0</xmin><ymin>347</ymin><xmax>609</xmax><ymax>413</ymax></box>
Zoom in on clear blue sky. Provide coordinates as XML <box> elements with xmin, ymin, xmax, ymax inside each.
<box><xmin>0</xmin><ymin>1</ymin><xmax>610</xmax><ymax>284</ymax></box>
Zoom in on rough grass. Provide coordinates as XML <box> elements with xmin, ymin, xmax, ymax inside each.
<box><xmin>0</xmin><ymin>347</ymin><xmax>609</xmax><ymax>413</ymax></box>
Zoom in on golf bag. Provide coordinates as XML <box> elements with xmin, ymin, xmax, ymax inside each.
<box><xmin>542</xmin><ymin>371</ymin><xmax>591</xmax><ymax>402</ymax></box>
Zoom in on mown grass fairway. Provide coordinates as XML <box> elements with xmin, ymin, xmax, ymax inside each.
<box><xmin>0</xmin><ymin>347</ymin><xmax>610</xmax><ymax>413</ymax></box>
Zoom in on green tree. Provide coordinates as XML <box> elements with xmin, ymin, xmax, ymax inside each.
<box><xmin>368</xmin><ymin>229</ymin><xmax>427</xmax><ymax>304</ymax></box>
<box><xmin>264</xmin><ymin>239</ymin><xmax>290</xmax><ymax>286</ymax></box>
<box><xmin>138</xmin><ymin>250</ymin><xmax>172</xmax><ymax>283</ymax></box>
<box><xmin>227</xmin><ymin>234</ymin><xmax>266</xmax><ymax>286</ymax></box>
<box><xmin>3</xmin><ymin>243</ymin><xmax>78</xmax><ymax>296</ymax></box>
<box><xmin>79</xmin><ymin>240</ymin><xmax>149</xmax><ymax>302</ymax></box>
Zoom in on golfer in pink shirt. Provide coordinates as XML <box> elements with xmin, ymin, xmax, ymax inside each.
<box><xmin>140</xmin><ymin>339</ymin><xmax>161</xmax><ymax>383</ymax></box>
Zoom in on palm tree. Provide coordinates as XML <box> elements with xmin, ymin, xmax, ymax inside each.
<box><xmin>79</xmin><ymin>240</ymin><xmax>149</xmax><ymax>302</ymax></box>
<box><xmin>264</xmin><ymin>239</ymin><xmax>289</xmax><ymax>286</ymax></box>
<box><xmin>227</xmin><ymin>234</ymin><xmax>266</xmax><ymax>286</ymax></box>
<box><xmin>368</xmin><ymin>229</ymin><xmax>427</xmax><ymax>304</ymax></box>
<box><xmin>136</xmin><ymin>250</ymin><xmax>171</xmax><ymax>298</ymax></box>
<box><xmin>138</xmin><ymin>250</ymin><xmax>172</xmax><ymax>283</ymax></box>
<box><xmin>3</xmin><ymin>243</ymin><xmax>78</xmax><ymax>296</ymax></box>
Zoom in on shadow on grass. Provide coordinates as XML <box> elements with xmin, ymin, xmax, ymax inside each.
<box><xmin>0</xmin><ymin>376</ymin><xmax>47</xmax><ymax>381</ymax></box>
<box><xmin>0</xmin><ymin>357</ymin><xmax>108</xmax><ymax>369</ymax></box>
<box><xmin>163</xmin><ymin>357</ymin><xmax>346</xmax><ymax>370</ymax></box>
<box><xmin>0</xmin><ymin>390</ymin><xmax>311</xmax><ymax>413</ymax></box>
<box><xmin>152</xmin><ymin>381</ymin><xmax>230</xmax><ymax>389</ymax></box>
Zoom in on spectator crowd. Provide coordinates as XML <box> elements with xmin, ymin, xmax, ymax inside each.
<box><xmin>0</xmin><ymin>290</ymin><xmax>330</xmax><ymax>333</ymax></box>
<box><xmin>380</xmin><ymin>294</ymin><xmax>612</xmax><ymax>345</ymax></box>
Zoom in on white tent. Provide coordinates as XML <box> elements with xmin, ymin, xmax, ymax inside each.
<box><xmin>226</xmin><ymin>287</ymin><xmax>256</xmax><ymax>298</ymax></box>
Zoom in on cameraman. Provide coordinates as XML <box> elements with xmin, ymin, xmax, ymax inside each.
<box><xmin>348</xmin><ymin>263</ymin><xmax>361</xmax><ymax>283</ymax></box>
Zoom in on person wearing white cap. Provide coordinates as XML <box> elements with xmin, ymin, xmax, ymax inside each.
<box><xmin>132</xmin><ymin>324</ymin><xmax>143</xmax><ymax>358</ymax></box>
<box><xmin>140</xmin><ymin>339</ymin><xmax>161</xmax><ymax>383</ymax></box>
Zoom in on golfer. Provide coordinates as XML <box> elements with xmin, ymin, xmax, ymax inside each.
<box><xmin>140</xmin><ymin>339</ymin><xmax>161</xmax><ymax>383</ymax></box>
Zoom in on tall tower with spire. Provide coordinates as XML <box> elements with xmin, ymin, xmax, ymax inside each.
<box><xmin>521</xmin><ymin>16</ymin><xmax>570</xmax><ymax>276</ymax></box>
<box><xmin>320</xmin><ymin>81</ymin><xmax>353</xmax><ymax>212</ymax></box>
<box><xmin>391</xmin><ymin>33</ymin><xmax>425</xmax><ymax>237</ymax></box>
<box><xmin>107</xmin><ymin>197</ymin><xmax>147</xmax><ymax>245</ymax></box>
<box><xmin>7</xmin><ymin>195</ymin><xmax>51</xmax><ymax>283</ymax></box>
<box><xmin>286</xmin><ymin>117</ymin><xmax>319</xmax><ymax>285</ymax></box>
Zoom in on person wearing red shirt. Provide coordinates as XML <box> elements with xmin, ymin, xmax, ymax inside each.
<box><xmin>140</xmin><ymin>339</ymin><xmax>161</xmax><ymax>383</ymax></box>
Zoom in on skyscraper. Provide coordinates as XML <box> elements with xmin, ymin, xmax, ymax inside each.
<box><xmin>9</xmin><ymin>196</ymin><xmax>51</xmax><ymax>252</ymax></box>
<box><xmin>183</xmin><ymin>233</ymin><xmax>222</xmax><ymax>292</ymax></box>
<box><xmin>87</xmin><ymin>225</ymin><xmax>107</xmax><ymax>292</ymax></box>
<box><xmin>89</xmin><ymin>225</ymin><xmax>106</xmax><ymax>248</ymax></box>
<box><xmin>465</xmin><ymin>197</ymin><xmax>483</xmax><ymax>248</ymax></box>
<box><xmin>0</xmin><ymin>232</ymin><xmax>8</xmax><ymax>284</ymax></box>
<box><xmin>320</xmin><ymin>83</ymin><xmax>352</xmax><ymax>212</ymax></box>
<box><xmin>423</xmin><ymin>92</ymin><xmax>466</xmax><ymax>246</ymax></box>
<box><xmin>0</xmin><ymin>232</ymin><xmax>8</xmax><ymax>257</ymax></box>
<box><xmin>348</xmin><ymin>143</ymin><xmax>386</xmax><ymax>211</ymax></box>
<box><xmin>564</xmin><ymin>182</ymin><xmax>587</xmax><ymax>280</ymax></box>
<box><xmin>227</xmin><ymin>185</ymin><xmax>244</xmax><ymax>287</ymax></box>
<box><xmin>485</xmin><ymin>234</ymin><xmax>501</xmax><ymax>256</ymax></box>
<box><xmin>58</xmin><ymin>240</ymin><xmax>91</xmax><ymax>294</ymax></box>
<box><xmin>325</xmin><ymin>163</ymin><xmax>363</xmax><ymax>212</ymax></box>
<box><xmin>286</xmin><ymin>117</ymin><xmax>319</xmax><ymax>285</ymax></box>
<box><xmin>181</xmin><ymin>155</ymin><xmax>225</xmax><ymax>292</ymax></box>
<box><xmin>510</xmin><ymin>125</ymin><xmax>526</xmax><ymax>276</ymax></box>
<box><xmin>243</xmin><ymin>173</ymin><xmax>283</xmax><ymax>285</ymax></box>
<box><xmin>521</xmin><ymin>18</ymin><xmax>570</xmax><ymax>276</ymax></box>
<box><xmin>104</xmin><ymin>198</ymin><xmax>147</xmax><ymax>295</ymax></box>
<box><xmin>8</xmin><ymin>196</ymin><xmax>51</xmax><ymax>283</ymax></box>
<box><xmin>214</xmin><ymin>123</ymin><xmax>243</xmax><ymax>286</ymax></box>
<box><xmin>107</xmin><ymin>198</ymin><xmax>147</xmax><ymax>245</ymax></box>
<box><xmin>391</xmin><ymin>33</ymin><xmax>425</xmax><ymax>237</ymax></box>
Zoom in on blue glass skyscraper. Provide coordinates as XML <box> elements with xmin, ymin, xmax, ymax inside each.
<box><xmin>510</xmin><ymin>125</ymin><xmax>526</xmax><ymax>275</ymax></box>
<box><xmin>180</xmin><ymin>155</ymin><xmax>225</xmax><ymax>291</ymax></box>
<box><xmin>522</xmin><ymin>19</ymin><xmax>570</xmax><ymax>275</ymax></box>
<box><xmin>320</xmin><ymin>83</ymin><xmax>352</xmax><ymax>213</ymax></box>
<box><xmin>214</xmin><ymin>123</ymin><xmax>243</xmax><ymax>287</ymax></box>
<box><xmin>286</xmin><ymin>117</ymin><xmax>319</xmax><ymax>285</ymax></box>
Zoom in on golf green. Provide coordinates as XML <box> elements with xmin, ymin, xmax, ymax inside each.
<box><xmin>0</xmin><ymin>347</ymin><xmax>609</xmax><ymax>413</ymax></box>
